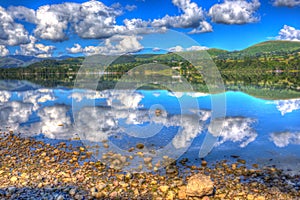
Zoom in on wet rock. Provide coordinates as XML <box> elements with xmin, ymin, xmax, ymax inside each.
<box><xmin>7</xmin><ymin>187</ymin><xmax>16</xmax><ymax>195</ymax></box>
<box><xmin>237</xmin><ymin>159</ymin><xmax>246</xmax><ymax>164</ymax></box>
<box><xmin>179</xmin><ymin>158</ymin><xmax>188</xmax><ymax>165</ymax></box>
<box><xmin>125</xmin><ymin>172</ymin><xmax>132</xmax><ymax>180</ymax></box>
<box><xmin>69</xmin><ymin>188</ymin><xmax>77</xmax><ymax>196</ymax></box>
<box><xmin>137</xmin><ymin>152</ymin><xmax>144</xmax><ymax>157</ymax></box>
<box><xmin>136</xmin><ymin>143</ymin><xmax>144</xmax><ymax>149</ymax></box>
<box><xmin>155</xmin><ymin>109</ymin><xmax>162</xmax><ymax>117</ymax></box>
<box><xmin>230</xmin><ymin>155</ymin><xmax>240</xmax><ymax>159</ymax></box>
<box><xmin>201</xmin><ymin>160</ymin><xmax>208</xmax><ymax>167</ymax></box>
<box><xmin>0</xmin><ymin>189</ymin><xmax>5</xmax><ymax>197</ymax></box>
<box><xmin>128</xmin><ymin>147</ymin><xmax>135</xmax><ymax>152</ymax></box>
<box><xmin>74</xmin><ymin>194</ymin><xmax>83</xmax><ymax>200</ymax></box>
<box><xmin>252</xmin><ymin>164</ymin><xmax>259</xmax><ymax>168</ymax></box>
<box><xmin>56</xmin><ymin>194</ymin><xmax>65</xmax><ymax>200</ymax></box>
<box><xmin>166</xmin><ymin>165</ymin><xmax>178</xmax><ymax>175</ymax></box>
<box><xmin>231</xmin><ymin>163</ymin><xmax>237</xmax><ymax>170</ymax></box>
<box><xmin>144</xmin><ymin>157</ymin><xmax>152</xmax><ymax>164</ymax></box>
<box><xmin>79</xmin><ymin>147</ymin><xmax>85</xmax><ymax>152</ymax></box>
<box><xmin>186</xmin><ymin>174</ymin><xmax>214</xmax><ymax>198</ymax></box>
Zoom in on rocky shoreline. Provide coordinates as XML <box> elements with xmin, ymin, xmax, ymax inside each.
<box><xmin>0</xmin><ymin>132</ymin><xmax>299</xmax><ymax>200</ymax></box>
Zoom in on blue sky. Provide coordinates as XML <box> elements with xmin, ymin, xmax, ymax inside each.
<box><xmin>0</xmin><ymin>0</ymin><xmax>300</xmax><ymax>57</ymax></box>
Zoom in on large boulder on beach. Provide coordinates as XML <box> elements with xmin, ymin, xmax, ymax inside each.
<box><xmin>186</xmin><ymin>173</ymin><xmax>214</xmax><ymax>198</ymax></box>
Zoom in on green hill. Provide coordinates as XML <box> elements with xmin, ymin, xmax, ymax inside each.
<box><xmin>241</xmin><ymin>40</ymin><xmax>300</xmax><ymax>55</ymax></box>
<box><xmin>206</xmin><ymin>48</ymin><xmax>228</xmax><ymax>57</ymax></box>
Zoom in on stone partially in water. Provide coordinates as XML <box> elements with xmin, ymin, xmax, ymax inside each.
<box><xmin>237</xmin><ymin>159</ymin><xmax>246</xmax><ymax>164</ymax></box>
<box><xmin>201</xmin><ymin>160</ymin><xmax>208</xmax><ymax>167</ymax></box>
<box><xmin>231</xmin><ymin>163</ymin><xmax>237</xmax><ymax>170</ymax></box>
<box><xmin>186</xmin><ymin>174</ymin><xmax>214</xmax><ymax>198</ymax></box>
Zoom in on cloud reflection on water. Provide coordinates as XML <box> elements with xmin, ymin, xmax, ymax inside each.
<box><xmin>270</xmin><ymin>131</ymin><xmax>300</xmax><ymax>147</ymax></box>
<box><xmin>0</xmin><ymin>88</ymin><xmax>299</xmax><ymax>151</ymax></box>
<box><xmin>209</xmin><ymin>117</ymin><xmax>257</xmax><ymax>148</ymax></box>
<box><xmin>275</xmin><ymin>99</ymin><xmax>300</xmax><ymax>116</ymax></box>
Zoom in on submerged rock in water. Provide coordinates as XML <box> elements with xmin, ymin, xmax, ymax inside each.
<box><xmin>136</xmin><ymin>143</ymin><xmax>144</xmax><ymax>149</ymax></box>
<box><xmin>186</xmin><ymin>173</ymin><xmax>214</xmax><ymax>198</ymax></box>
<box><xmin>155</xmin><ymin>109</ymin><xmax>162</xmax><ymax>116</ymax></box>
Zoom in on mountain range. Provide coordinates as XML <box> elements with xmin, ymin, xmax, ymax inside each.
<box><xmin>1</xmin><ymin>40</ymin><xmax>300</xmax><ymax>68</ymax></box>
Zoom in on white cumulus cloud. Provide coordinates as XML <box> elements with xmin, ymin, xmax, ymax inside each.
<box><xmin>34</xmin><ymin>4</ymin><xmax>70</xmax><ymax>41</ymax></box>
<box><xmin>186</xmin><ymin>45</ymin><xmax>209</xmax><ymax>51</ymax></box>
<box><xmin>71</xmin><ymin>1</ymin><xmax>124</xmax><ymax>39</ymax></box>
<box><xmin>188</xmin><ymin>21</ymin><xmax>213</xmax><ymax>34</ymax></box>
<box><xmin>67</xmin><ymin>43</ymin><xmax>83</xmax><ymax>54</ymax></box>
<box><xmin>0</xmin><ymin>6</ymin><xmax>29</xmax><ymax>46</ymax></box>
<box><xmin>16</xmin><ymin>36</ymin><xmax>55</xmax><ymax>58</ymax></box>
<box><xmin>208</xmin><ymin>0</ymin><xmax>261</xmax><ymax>24</ymax></box>
<box><xmin>276</xmin><ymin>25</ymin><xmax>300</xmax><ymax>41</ymax></box>
<box><xmin>9</xmin><ymin>1</ymin><xmax>125</xmax><ymax>41</ymax></box>
<box><xmin>168</xmin><ymin>45</ymin><xmax>185</xmax><ymax>52</ymax></box>
<box><xmin>4</xmin><ymin>0</ymin><xmax>216</xmax><ymax>47</ymax></box>
<box><xmin>0</xmin><ymin>91</ymin><xmax>11</xmax><ymax>102</ymax></box>
<box><xmin>8</xmin><ymin>6</ymin><xmax>37</xmax><ymax>24</ymax></box>
<box><xmin>125</xmin><ymin>4</ymin><xmax>137</xmax><ymax>11</ymax></box>
<box><xmin>152</xmin><ymin>0</ymin><xmax>212</xmax><ymax>33</ymax></box>
<box><xmin>168</xmin><ymin>45</ymin><xmax>208</xmax><ymax>52</ymax></box>
<box><xmin>272</xmin><ymin>0</ymin><xmax>300</xmax><ymax>7</ymax></box>
<box><xmin>81</xmin><ymin>35</ymin><xmax>143</xmax><ymax>55</ymax></box>
<box><xmin>0</xmin><ymin>45</ymin><xmax>9</xmax><ymax>56</ymax></box>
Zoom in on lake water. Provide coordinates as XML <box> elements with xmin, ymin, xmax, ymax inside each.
<box><xmin>0</xmin><ymin>80</ymin><xmax>300</xmax><ymax>174</ymax></box>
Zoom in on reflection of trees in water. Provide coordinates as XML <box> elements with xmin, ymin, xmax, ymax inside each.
<box><xmin>0</xmin><ymin>70</ymin><xmax>299</xmax><ymax>98</ymax></box>
<box><xmin>221</xmin><ymin>71</ymin><xmax>300</xmax><ymax>91</ymax></box>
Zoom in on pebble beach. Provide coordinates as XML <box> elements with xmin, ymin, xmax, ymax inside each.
<box><xmin>0</xmin><ymin>132</ymin><xmax>299</xmax><ymax>200</ymax></box>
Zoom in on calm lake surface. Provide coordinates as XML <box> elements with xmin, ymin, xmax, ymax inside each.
<box><xmin>1</xmin><ymin>80</ymin><xmax>300</xmax><ymax>174</ymax></box>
